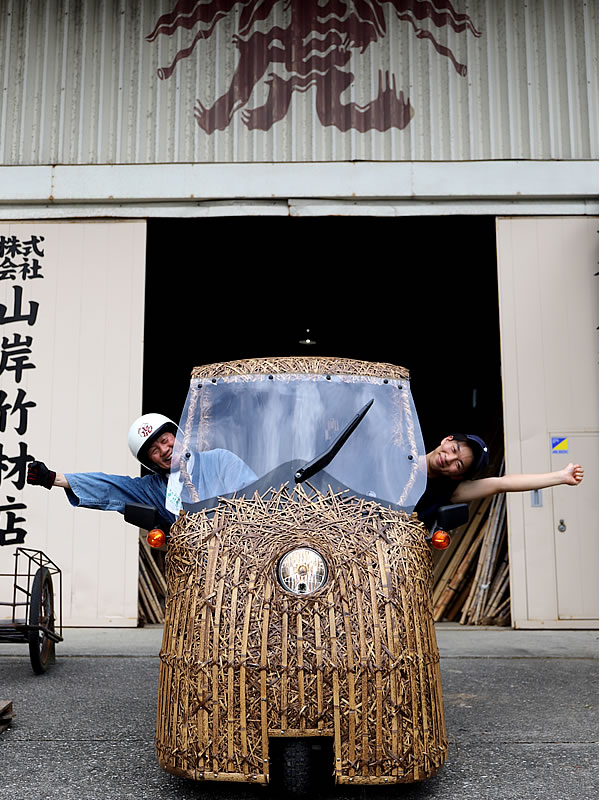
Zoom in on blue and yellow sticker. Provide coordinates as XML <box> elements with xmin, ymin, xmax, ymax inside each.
<box><xmin>551</xmin><ymin>437</ymin><xmax>569</xmax><ymax>455</ymax></box>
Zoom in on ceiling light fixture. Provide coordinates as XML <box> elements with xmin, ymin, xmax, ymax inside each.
<box><xmin>299</xmin><ymin>328</ymin><xmax>316</xmax><ymax>345</ymax></box>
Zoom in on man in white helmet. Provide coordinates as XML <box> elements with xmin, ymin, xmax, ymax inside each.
<box><xmin>26</xmin><ymin>412</ymin><xmax>257</xmax><ymax>526</ymax></box>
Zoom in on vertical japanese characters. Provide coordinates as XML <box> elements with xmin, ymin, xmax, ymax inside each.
<box><xmin>0</xmin><ymin>234</ymin><xmax>43</xmax><ymax>545</ymax></box>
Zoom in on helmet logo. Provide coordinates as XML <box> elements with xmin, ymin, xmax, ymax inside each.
<box><xmin>138</xmin><ymin>424</ymin><xmax>154</xmax><ymax>438</ymax></box>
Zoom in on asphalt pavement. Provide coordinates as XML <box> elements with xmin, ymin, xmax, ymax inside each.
<box><xmin>0</xmin><ymin>625</ymin><xmax>597</xmax><ymax>800</ymax></box>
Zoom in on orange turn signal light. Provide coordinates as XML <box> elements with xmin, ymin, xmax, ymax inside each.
<box><xmin>147</xmin><ymin>528</ymin><xmax>166</xmax><ymax>548</ymax></box>
<box><xmin>431</xmin><ymin>530</ymin><xmax>452</xmax><ymax>550</ymax></box>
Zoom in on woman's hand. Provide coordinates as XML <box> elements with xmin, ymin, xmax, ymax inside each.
<box><xmin>561</xmin><ymin>463</ymin><xmax>584</xmax><ymax>486</ymax></box>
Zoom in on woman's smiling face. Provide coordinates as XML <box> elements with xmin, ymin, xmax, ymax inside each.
<box><xmin>427</xmin><ymin>436</ymin><xmax>474</xmax><ymax>479</ymax></box>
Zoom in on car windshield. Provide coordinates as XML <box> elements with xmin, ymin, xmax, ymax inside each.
<box><xmin>166</xmin><ymin>371</ymin><xmax>426</xmax><ymax>514</ymax></box>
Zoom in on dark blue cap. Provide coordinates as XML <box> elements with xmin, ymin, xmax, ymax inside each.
<box><xmin>451</xmin><ymin>433</ymin><xmax>489</xmax><ymax>477</ymax></box>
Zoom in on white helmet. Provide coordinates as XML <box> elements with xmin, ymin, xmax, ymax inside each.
<box><xmin>128</xmin><ymin>412</ymin><xmax>178</xmax><ymax>473</ymax></box>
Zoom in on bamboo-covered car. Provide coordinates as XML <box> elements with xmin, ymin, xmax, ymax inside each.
<box><xmin>152</xmin><ymin>357</ymin><xmax>450</xmax><ymax>789</ymax></box>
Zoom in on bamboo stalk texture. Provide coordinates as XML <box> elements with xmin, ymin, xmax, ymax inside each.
<box><xmin>155</xmin><ymin>485</ymin><xmax>447</xmax><ymax>784</ymax></box>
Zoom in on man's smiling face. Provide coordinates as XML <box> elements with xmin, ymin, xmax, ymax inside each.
<box><xmin>147</xmin><ymin>431</ymin><xmax>175</xmax><ymax>471</ymax></box>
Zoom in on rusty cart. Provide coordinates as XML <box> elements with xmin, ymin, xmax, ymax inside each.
<box><xmin>0</xmin><ymin>548</ymin><xmax>63</xmax><ymax>674</ymax></box>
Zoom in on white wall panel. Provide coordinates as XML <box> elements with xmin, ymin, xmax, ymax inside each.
<box><xmin>0</xmin><ymin>221</ymin><xmax>146</xmax><ymax>626</ymax></box>
<box><xmin>496</xmin><ymin>216</ymin><xmax>598</xmax><ymax>628</ymax></box>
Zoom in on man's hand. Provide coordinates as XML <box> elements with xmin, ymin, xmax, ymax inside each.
<box><xmin>562</xmin><ymin>463</ymin><xmax>584</xmax><ymax>486</ymax></box>
<box><xmin>27</xmin><ymin>461</ymin><xmax>57</xmax><ymax>489</ymax></box>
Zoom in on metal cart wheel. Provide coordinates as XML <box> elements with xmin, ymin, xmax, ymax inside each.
<box><xmin>28</xmin><ymin>567</ymin><xmax>56</xmax><ymax>675</ymax></box>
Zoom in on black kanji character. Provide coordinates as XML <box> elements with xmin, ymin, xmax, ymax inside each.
<box><xmin>0</xmin><ymin>496</ymin><xmax>27</xmax><ymax>546</ymax></box>
<box><xmin>0</xmin><ymin>442</ymin><xmax>34</xmax><ymax>490</ymax></box>
<box><xmin>0</xmin><ymin>285</ymin><xmax>39</xmax><ymax>326</ymax></box>
<box><xmin>0</xmin><ymin>333</ymin><xmax>36</xmax><ymax>383</ymax></box>
<box><xmin>0</xmin><ymin>257</ymin><xmax>17</xmax><ymax>280</ymax></box>
<box><xmin>20</xmin><ymin>258</ymin><xmax>44</xmax><ymax>280</ymax></box>
<box><xmin>0</xmin><ymin>236</ymin><xmax>22</xmax><ymax>259</ymax></box>
<box><xmin>21</xmin><ymin>235</ymin><xmax>45</xmax><ymax>257</ymax></box>
<box><xmin>0</xmin><ymin>388</ymin><xmax>37</xmax><ymax>435</ymax></box>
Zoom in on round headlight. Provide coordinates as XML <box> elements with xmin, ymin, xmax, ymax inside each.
<box><xmin>277</xmin><ymin>547</ymin><xmax>328</xmax><ymax>595</ymax></box>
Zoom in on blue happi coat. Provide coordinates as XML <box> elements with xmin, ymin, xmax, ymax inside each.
<box><xmin>65</xmin><ymin>448</ymin><xmax>257</xmax><ymax>525</ymax></box>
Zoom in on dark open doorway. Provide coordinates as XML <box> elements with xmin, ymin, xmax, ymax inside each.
<box><xmin>144</xmin><ymin>216</ymin><xmax>503</xmax><ymax>453</ymax></box>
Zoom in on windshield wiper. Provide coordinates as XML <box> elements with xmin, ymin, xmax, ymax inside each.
<box><xmin>294</xmin><ymin>399</ymin><xmax>374</xmax><ymax>484</ymax></box>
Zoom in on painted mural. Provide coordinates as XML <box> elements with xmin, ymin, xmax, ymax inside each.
<box><xmin>2</xmin><ymin>1</ymin><xmax>597</xmax><ymax>165</ymax></box>
<box><xmin>146</xmin><ymin>0</ymin><xmax>481</xmax><ymax>134</ymax></box>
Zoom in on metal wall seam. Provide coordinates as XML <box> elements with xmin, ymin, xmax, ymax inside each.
<box><xmin>584</xmin><ymin>0</ymin><xmax>599</xmax><ymax>156</ymax></box>
<box><xmin>1</xmin><ymin>3</ymin><xmax>13</xmax><ymax>161</ymax></box>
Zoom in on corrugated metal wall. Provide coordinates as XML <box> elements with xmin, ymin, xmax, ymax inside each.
<box><xmin>0</xmin><ymin>0</ymin><xmax>597</xmax><ymax>165</ymax></box>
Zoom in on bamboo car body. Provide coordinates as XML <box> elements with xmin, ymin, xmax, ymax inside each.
<box><xmin>156</xmin><ymin>357</ymin><xmax>448</xmax><ymax>785</ymax></box>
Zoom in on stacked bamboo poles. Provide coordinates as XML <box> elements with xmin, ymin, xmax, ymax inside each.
<box><xmin>156</xmin><ymin>485</ymin><xmax>447</xmax><ymax>785</ymax></box>
<box><xmin>138</xmin><ymin>533</ymin><xmax>167</xmax><ymax>625</ymax></box>
<box><xmin>432</xmin><ymin>464</ymin><xmax>510</xmax><ymax>626</ymax></box>
<box><xmin>460</xmin><ymin>490</ymin><xmax>508</xmax><ymax>625</ymax></box>
<box><xmin>432</xmin><ymin>496</ymin><xmax>492</xmax><ymax>622</ymax></box>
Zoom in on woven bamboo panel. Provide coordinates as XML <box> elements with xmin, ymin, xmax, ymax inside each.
<box><xmin>156</xmin><ymin>485</ymin><xmax>446</xmax><ymax>784</ymax></box>
<box><xmin>190</xmin><ymin>356</ymin><xmax>410</xmax><ymax>382</ymax></box>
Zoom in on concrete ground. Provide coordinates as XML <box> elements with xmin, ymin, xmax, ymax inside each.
<box><xmin>0</xmin><ymin>624</ymin><xmax>597</xmax><ymax>800</ymax></box>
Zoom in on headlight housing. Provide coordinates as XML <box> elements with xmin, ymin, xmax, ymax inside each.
<box><xmin>277</xmin><ymin>547</ymin><xmax>328</xmax><ymax>595</ymax></box>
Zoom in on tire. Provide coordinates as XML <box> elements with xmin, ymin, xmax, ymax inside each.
<box><xmin>28</xmin><ymin>567</ymin><xmax>56</xmax><ymax>675</ymax></box>
<box><xmin>280</xmin><ymin>738</ymin><xmax>313</xmax><ymax>797</ymax></box>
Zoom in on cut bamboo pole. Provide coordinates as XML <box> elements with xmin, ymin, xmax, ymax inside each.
<box><xmin>138</xmin><ymin>532</ymin><xmax>167</xmax><ymax>624</ymax></box>
<box><xmin>444</xmin><ymin>567</ymin><xmax>478</xmax><ymax>622</ymax></box>
<box><xmin>140</xmin><ymin>532</ymin><xmax>168</xmax><ymax>594</ymax></box>
<box><xmin>432</xmin><ymin>496</ymin><xmax>492</xmax><ymax>608</ymax></box>
<box><xmin>476</xmin><ymin>498</ymin><xmax>506</xmax><ymax>623</ymax></box>
<box><xmin>458</xmin><ymin>462</ymin><xmax>508</xmax><ymax>626</ymax></box>
<box><xmin>482</xmin><ymin>557</ymin><xmax>509</xmax><ymax>619</ymax></box>
<box><xmin>139</xmin><ymin>557</ymin><xmax>163</xmax><ymax>623</ymax></box>
<box><xmin>463</xmin><ymin>493</ymin><xmax>506</xmax><ymax>625</ymax></box>
<box><xmin>433</xmin><ymin>526</ymin><xmax>485</xmax><ymax>622</ymax></box>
